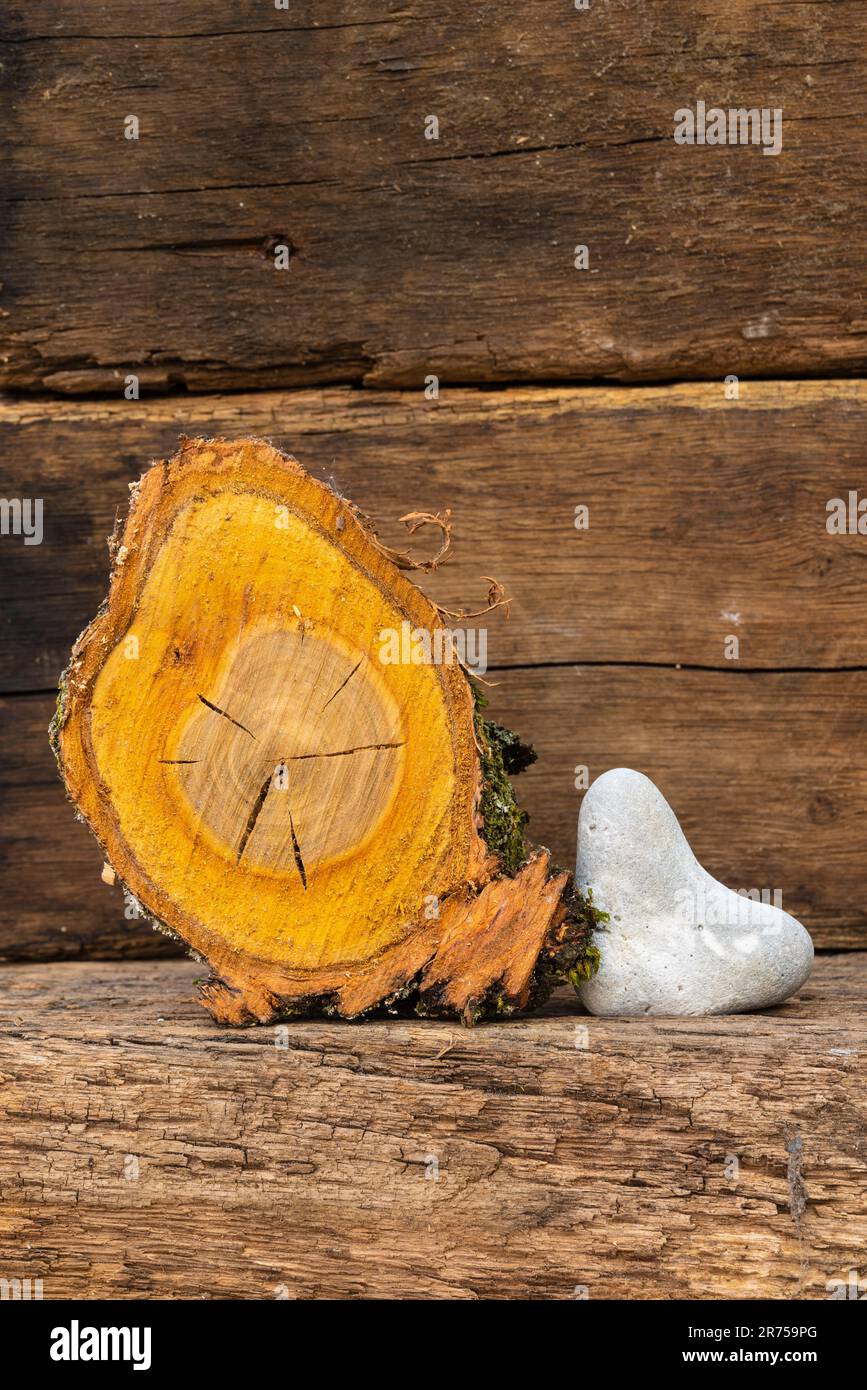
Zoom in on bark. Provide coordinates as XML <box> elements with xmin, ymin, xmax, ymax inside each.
<box><xmin>53</xmin><ymin>436</ymin><xmax>600</xmax><ymax>1024</ymax></box>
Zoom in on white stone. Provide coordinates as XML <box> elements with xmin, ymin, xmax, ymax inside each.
<box><xmin>576</xmin><ymin>768</ymin><xmax>814</xmax><ymax>1017</ymax></box>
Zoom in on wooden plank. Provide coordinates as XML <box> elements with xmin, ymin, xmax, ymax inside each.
<box><xmin>0</xmin><ymin>694</ymin><xmax>182</xmax><ymax>961</ymax></box>
<box><xmin>4</xmin><ymin>660</ymin><xmax>866</xmax><ymax>959</ymax></box>
<box><xmin>3</xmin><ymin>2</ymin><xmax>867</xmax><ymax>390</ymax></box>
<box><xmin>3</xmin><ymin>382</ymin><xmax>867</xmax><ymax>692</ymax></box>
<box><xmin>492</xmin><ymin>664</ymin><xmax>867</xmax><ymax>950</ymax></box>
<box><xmin>0</xmin><ymin>956</ymin><xmax>863</xmax><ymax>1299</ymax></box>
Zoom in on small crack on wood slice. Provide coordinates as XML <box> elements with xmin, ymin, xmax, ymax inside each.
<box><xmin>197</xmin><ymin>693</ymin><xmax>257</xmax><ymax>739</ymax></box>
<box><xmin>321</xmin><ymin>658</ymin><xmax>364</xmax><ymax>711</ymax></box>
<box><xmin>288</xmin><ymin>810</ymin><xmax>307</xmax><ymax>890</ymax></box>
<box><xmin>236</xmin><ymin>773</ymin><xmax>274</xmax><ymax>864</ymax></box>
<box><xmin>286</xmin><ymin>741</ymin><xmax>405</xmax><ymax>761</ymax></box>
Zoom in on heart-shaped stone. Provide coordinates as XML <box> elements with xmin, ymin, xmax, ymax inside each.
<box><xmin>576</xmin><ymin>768</ymin><xmax>814</xmax><ymax>1017</ymax></box>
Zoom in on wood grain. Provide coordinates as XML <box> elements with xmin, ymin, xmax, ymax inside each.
<box><xmin>0</xmin><ymin>956</ymin><xmax>864</xmax><ymax>1299</ymax></box>
<box><xmin>493</xmin><ymin>664</ymin><xmax>867</xmax><ymax>950</ymax></box>
<box><xmin>4</xmin><ymin>658</ymin><xmax>866</xmax><ymax>959</ymax></box>
<box><xmin>51</xmin><ymin>434</ymin><xmax>594</xmax><ymax>1023</ymax></box>
<box><xmin>3</xmin><ymin>381</ymin><xmax>867</xmax><ymax>693</ymax></box>
<box><xmin>3</xmin><ymin>2</ymin><xmax>867</xmax><ymax>390</ymax></box>
<box><xmin>0</xmin><ymin>694</ymin><xmax>179</xmax><ymax>961</ymax></box>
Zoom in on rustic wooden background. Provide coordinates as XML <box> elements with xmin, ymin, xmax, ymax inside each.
<box><xmin>2</xmin><ymin>0</ymin><xmax>866</xmax><ymax>1304</ymax></box>
<box><xmin>2</xmin><ymin>1</ymin><xmax>867</xmax><ymax>960</ymax></box>
<box><xmin>3</xmin><ymin>0</ymin><xmax>867</xmax><ymax>389</ymax></box>
<box><xmin>1</xmin><ymin>0</ymin><xmax>867</xmax><ymax>956</ymax></box>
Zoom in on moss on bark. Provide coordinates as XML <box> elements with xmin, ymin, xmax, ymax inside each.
<box><xmin>471</xmin><ymin>684</ymin><xmax>604</xmax><ymax>1009</ymax></box>
<box><xmin>472</xmin><ymin>686</ymin><xmax>536</xmax><ymax>876</ymax></box>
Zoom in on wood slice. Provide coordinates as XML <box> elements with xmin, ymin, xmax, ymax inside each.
<box><xmin>53</xmin><ymin>437</ymin><xmax>599</xmax><ymax>1024</ymax></box>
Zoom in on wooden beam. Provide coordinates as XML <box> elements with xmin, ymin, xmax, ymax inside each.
<box><xmin>0</xmin><ymin>692</ymin><xmax>179</xmax><ymax>961</ymax></box>
<box><xmin>4</xmin><ymin>660</ymin><xmax>866</xmax><ymax>958</ymax></box>
<box><xmin>3</xmin><ymin>3</ymin><xmax>866</xmax><ymax>390</ymax></box>
<box><xmin>2</xmin><ymin>382</ymin><xmax>866</xmax><ymax>691</ymax></box>
<box><xmin>0</xmin><ymin>957</ymin><xmax>863</xmax><ymax>1298</ymax></box>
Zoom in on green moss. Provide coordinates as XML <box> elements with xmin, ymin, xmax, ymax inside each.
<box><xmin>472</xmin><ymin>684</ymin><xmax>536</xmax><ymax>876</ymax></box>
<box><xmin>48</xmin><ymin>669</ymin><xmax>68</xmax><ymax>764</ymax></box>
<box><xmin>567</xmin><ymin>944</ymin><xmax>602</xmax><ymax>986</ymax></box>
<box><xmin>527</xmin><ymin>889</ymin><xmax>606</xmax><ymax>1011</ymax></box>
<box><xmin>469</xmin><ymin>684</ymin><xmax>604</xmax><ymax>1008</ymax></box>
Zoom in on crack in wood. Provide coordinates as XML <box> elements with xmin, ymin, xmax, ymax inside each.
<box><xmin>397</xmin><ymin>132</ymin><xmax>669</xmax><ymax>167</ymax></box>
<box><xmin>5</xmin><ymin>177</ymin><xmax>335</xmax><ymax>206</ymax></box>
<box><xmin>288</xmin><ymin>810</ymin><xmax>307</xmax><ymax>890</ymax></box>
<box><xmin>197</xmin><ymin>694</ymin><xmax>257</xmax><ymax>739</ymax></box>
<box><xmin>236</xmin><ymin>772</ymin><xmax>273</xmax><ymax>864</ymax></box>
<box><xmin>321</xmin><ymin>658</ymin><xmax>364</xmax><ymax>711</ymax></box>
<box><xmin>91</xmin><ymin>235</ymin><xmax>296</xmax><ymax>258</ymax></box>
<box><xmin>786</xmin><ymin>1134</ymin><xmax>809</xmax><ymax>1227</ymax></box>
<box><xmin>8</xmin><ymin>654</ymin><xmax>867</xmax><ymax>706</ymax></box>
<box><xmin>287</xmin><ymin>741</ymin><xmax>404</xmax><ymax>760</ymax></box>
<box><xmin>1</xmin><ymin>20</ymin><xmax>398</xmax><ymax>44</ymax></box>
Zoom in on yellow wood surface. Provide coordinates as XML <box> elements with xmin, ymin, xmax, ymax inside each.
<box><xmin>58</xmin><ymin>438</ymin><xmax>491</xmax><ymax>999</ymax></box>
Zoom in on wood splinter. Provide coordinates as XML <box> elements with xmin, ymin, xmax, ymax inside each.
<box><xmin>52</xmin><ymin>438</ymin><xmax>601</xmax><ymax>1026</ymax></box>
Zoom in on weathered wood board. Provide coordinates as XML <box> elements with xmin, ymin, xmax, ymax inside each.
<box><xmin>4</xmin><ymin>657</ymin><xmax>866</xmax><ymax>959</ymax></box>
<box><xmin>3</xmin><ymin>382</ymin><xmax>866</xmax><ymax>693</ymax></box>
<box><xmin>3</xmin><ymin>2</ymin><xmax>867</xmax><ymax>390</ymax></box>
<box><xmin>0</xmin><ymin>956</ymin><xmax>863</xmax><ymax>1299</ymax></box>
<box><xmin>2</xmin><ymin>379</ymin><xmax>865</xmax><ymax>956</ymax></box>
<box><xmin>0</xmin><ymin>694</ymin><xmax>177</xmax><ymax>961</ymax></box>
